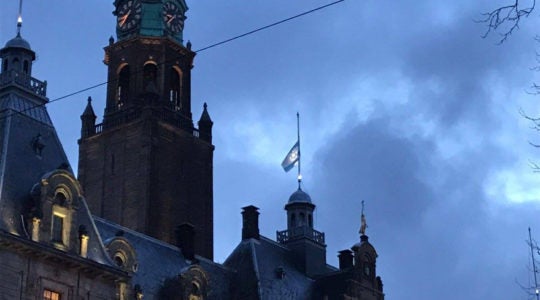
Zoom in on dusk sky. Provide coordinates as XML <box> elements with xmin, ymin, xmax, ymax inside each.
<box><xmin>2</xmin><ymin>0</ymin><xmax>540</xmax><ymax>298</ymax></box>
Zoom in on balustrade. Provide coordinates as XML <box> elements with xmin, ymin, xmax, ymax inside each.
<box><xmin>0</xmin><ymin>70</ymin><xmax>47</xmax><ymax>97</ymax></box>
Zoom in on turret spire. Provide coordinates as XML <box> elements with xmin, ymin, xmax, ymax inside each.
<box><xmin>17</xmin><ymin>0</ymin><xmax>23</xmax><ymax>35</ymax></box>
<box><xmin>297</xmin><ymin>112</ymin><xmax>302</xmax><ymax>189</ymax></box>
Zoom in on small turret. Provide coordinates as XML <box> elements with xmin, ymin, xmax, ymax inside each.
<box><xmin>198</xmin><ymin>102</ymin><xmax>213</xmax><ymax>143</ymax></box>
<box><xmin>0</xmin><ymin>11</ymin><xmax>35</xmax><ymax>76</ymax></box>
<box><xmin>277</xmin><ymin>186</ymin><xmax>327</xmax><ymax>277</ymax></box>
<box><xmin>0</xmin><ymin>6</ymin><xmax>46</xmax><ymax>100</ymax></box>
<box><xmin>80</xmin><ymin>97</ymin><xmax>97</xmax><ymax>138</ymax></box>
<box><xmin>348</xmin><ymin>203</ymin><xmax>383</xmax><ymax>294</ymax></box>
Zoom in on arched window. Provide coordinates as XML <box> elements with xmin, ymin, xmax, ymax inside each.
<box><xmin>12</xmin><ymin>58</ymin><xmax>20</xmax><ymax>71</ymax></box>
<box><xmin>114</xmin><ymin>251</ymin><xmax>127</xmax><ymax>267</ymax></box>
<box><xmin>169</xmin><ymin>67</ymin><xmax>182</xmax><ymax>110</ymax></box>
<box><xmin>308</xmin><ymin>214</ymin><xmax>313</xmax><ymax>228</ymax></box>
<box><xmin>23</xmin><ymin>60</ymin><xmax>29</xmax><ymax>74</ymax></box>
<box><xmin>299</xmin><ymin>213</ymin><xmax>305</xmax><ymax>226</ymax></box>
<box><xmin>291</xmin><ymin>214</ymin><xmax>296</xmax><ymax>227</ymax></box>
<box><xmin>143</xmin><ymin>62</ymin><xmax>158</xmax><ymax>93</ymax></box>
<box><xmin>117</xmin><ymin>65</ymin><xmax>130</xmax><ymax>107</ymax></box>
<box><xmin>55</xmin><ymin>192</ymin><xmax>67</xmax><ymax>206</ymax></box>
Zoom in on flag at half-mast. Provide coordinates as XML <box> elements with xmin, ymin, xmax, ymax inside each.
<box><xmin>281</xmin><ymin>141</ymin><xmax>300</xmax><ymax>172</ymax></box>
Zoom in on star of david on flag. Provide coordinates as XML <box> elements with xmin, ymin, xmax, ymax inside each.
<box><xmin>281</xmin><ymin>141</ymin><xmax>300</xmax><ymax>172</ymax></box>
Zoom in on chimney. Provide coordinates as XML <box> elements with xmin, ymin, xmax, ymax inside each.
<box><xmin>175</xmin><ymin>223</ymin><xmax>195</xmax><ymax>260</ymax></box>
<box><xmin>242</xmin><ymin>205</ymin><xmax>260</xmax><ymax>240</ymax></box>
<box><xmin>338</xmin><ymin>249</ymin><xmax>354</xmax><ymax>270</ymax></box>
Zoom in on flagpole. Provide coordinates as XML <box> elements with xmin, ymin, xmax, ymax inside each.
<box><xmin>297</xmin><ymin>112</ymin><xmax>301</xmax><ymax>189</ymax></box>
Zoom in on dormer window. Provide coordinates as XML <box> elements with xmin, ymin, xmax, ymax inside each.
<box><xmin>51</xmin><ymin>214</ymin><xmax>64</xmax><ymax>243</ymax></box>
<box><xmin>106</xmin><ymin>237</ymin><xmax>138</xmax><ymax>273</ymax></box>
<box><xmin>50</xmin><ymin>190</ymin><xmax>72</xmax><ymax>250</ymax></box>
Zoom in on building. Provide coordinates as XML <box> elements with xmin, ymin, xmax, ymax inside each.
<box><xmin>0</xmin><ymin>19</ymin><xmax>129</xmax><ymax>300</ymax></box>
<box><xmin>0</xmin><ymin>1</ymin><xmax>385</xmax><ymax>299</ymax></box>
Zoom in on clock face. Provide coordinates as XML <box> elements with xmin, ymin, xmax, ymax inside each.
<box><xmin>163</xmin><ymin>2</ymin><xmax>184</xmax><ymax>33</ymax></box>
<box><xmin>117</xmin><ymin>0</ymin><xmax>142</xmax><ymax>31</ymax></box>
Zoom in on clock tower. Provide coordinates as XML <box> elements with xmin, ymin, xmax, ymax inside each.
<box><xmin>78</xmin><ymin>0</ymin><xmax>215</xmax><ymax>259</ymax></box>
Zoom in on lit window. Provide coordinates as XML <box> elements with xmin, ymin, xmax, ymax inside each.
<box><xmin>43</xmin><ymin>289</ymin><xmax>61</xmax><ymax>300</ymax></box>
<box><xmin>52</xmin><ymin>215</ymin><xmax>64</xmax><ymax>243</ymax></box>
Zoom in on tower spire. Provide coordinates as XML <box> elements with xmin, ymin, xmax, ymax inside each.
<box><xmin>17</xmin><ymin>0</ymin><xmax>23</xmax><ymax>35</ymax></box>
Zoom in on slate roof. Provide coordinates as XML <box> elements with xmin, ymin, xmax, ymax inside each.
<box><xmin>0</xmin><ymin>94</ymin><xmax>52</xmax><ymax>125</ymax></box>
<box><xmin>94</xmin><ymin>216</ymin><xmax>234</xmax><ymax>299</ymax></box>
<box><xmin>0</xmin><ymin>96</ymin><xmax>69</xmax><ymax>236</ymax></box>
<box><xmin>224</xmin><ymin>236</ymin><xmax>316</xmax><ymax>300</ymax></box>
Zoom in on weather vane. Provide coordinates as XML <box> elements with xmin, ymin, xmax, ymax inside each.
<box><xmin>360</xmin><ymin>200</ymin><xmax>367</xmax><ymax>235</ymax></box>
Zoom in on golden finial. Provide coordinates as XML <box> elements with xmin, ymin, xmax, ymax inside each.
<box><xmin>359</xmin><ymin>200</ymin><xmax>367</xmax><ymax>235</ymax></box>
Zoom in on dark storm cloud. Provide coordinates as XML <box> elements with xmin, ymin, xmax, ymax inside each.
<box><xmin>264</xmin><ymin>1</ymin><xmax>538</xmax><ymax>298</ymax></box>
<box><xmin>3</xmin><ymin>1</ymin><xmax>539</xmax><ymax>299</ymax></box>
<box><xmin>311</xmin><ymin>107</ymin><xmax>523</xmax><ymax>298</ymax></box>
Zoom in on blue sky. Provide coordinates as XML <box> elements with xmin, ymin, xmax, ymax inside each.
<box><xmin>2</xmin><ymin>1</ymin><xmax>540</xmax><ymax>298</ymax></box>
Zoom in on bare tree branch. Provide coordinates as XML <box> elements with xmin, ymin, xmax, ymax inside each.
<box><xmin>478</xmin><ymin>0</ymin><xmax>536</xmax><ymax>44</ymax></box>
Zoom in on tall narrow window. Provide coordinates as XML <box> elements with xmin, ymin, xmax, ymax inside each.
<box><xmin>169</xmin><ymin>68</ymin><xmax>181</xmax><ymax>110</ymax></box>
<box><xmin>117</xmin><ymin>65</ymin><xmax>130</xmax><ymax>107</ymax></box>
<box><xmin>12</xmin><ymin>58</ymin><xmax>20</xmax><ymax>71</ymax></box>
<box><xmin>52</xmin><ymin>214</ymin><xmax>64</xmax><ymax>243</ymax></box>
<box><xmin>43</xmin><ymin>289</ymin><xmax>61</xmax><ymax>300</ymax></box>
<box><xmin>299</xmin><ymin>213</ymin><xmax>305</xmax><ymax>226</ymax></box>
<box><xmin>23</xmin><ymin>60</ymin><xmax>29</xmax><ymax>74</ymax></box>
<box><xmin>143</xmin><ymin>62</ymin><xmax>158</xmax><ymax>93</ymax></box>
<box><xmin>2</xmin><ymin>60</ymin><xmax>7</xmax><ymax>72</ymax></box>
<box><xmin>308</xmin><ymin>214</ymin><xmax>313</xmax><ymax>228</ymax></box>
<box><xmin>291</xmin><ymin>214</ymin><xmax>296</xmax><ymax>227</ymax></box>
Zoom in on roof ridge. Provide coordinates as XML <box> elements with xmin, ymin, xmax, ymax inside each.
<box><xmin>93</xmin><ymin>215</ymin><xmax>181</xmax><ymax>252</ymax></box>
<box><xmin>249</xmin><ymin>239</ymin><xmax>263</xmax><ymax>299</ymax></box>
<box><xmin>259</xmin><ymin>235</ymin><xmax>291</xmax><ymax>251</ymax></box>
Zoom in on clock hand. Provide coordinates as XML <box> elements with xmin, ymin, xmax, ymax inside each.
<box><xmin>119</xmin><ymin>10</ymin><xmax>131</xmax><ymax>26</ymax></box>
<box><xmin>167</xmin><ymin>15</ymin><xmax>176</xmax><ymax>24</ymax></box>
